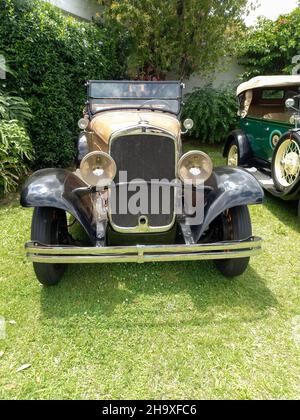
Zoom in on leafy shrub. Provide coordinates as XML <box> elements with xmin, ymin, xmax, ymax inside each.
<box><xmin>0</xmin><ymin>0</ymin><xmax>126</xmax><ymax>168</ymax></box>
<box><xmin>182</xmin><ymin>86</ymin><xmax>238</xmax><ymax>144</ymax></box>
<box><xmin>0</xmin><ymin>90</ymin><xmax>32</xmax><ymax>122</ymax></box>
<box><xmin>238</xmin><ymin>8</ymin><xmax>300</xmax><ymax>78</ymax></box>
<box><xmin>0</xmin><ymin>120</ymin><xmax>33</xmax><ymax>195</ymax></box>
<box><xmin>0</xmin><ymin>62</ymin><xmax>33</xmax><ymax>197</ymax></box>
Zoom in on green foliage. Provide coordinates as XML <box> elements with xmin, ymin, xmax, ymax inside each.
<box><xmin>0</xmin><ymin>90</ymin><xmax>32</xmax><ymax>123</ymax></box>
<box><xmin>0</xmin><ymin>0</ymin><xmax>125</xmax><ymax>168</ymax></box>
<box><xmin>0</xmin><ymin>63</ymin><xmax>33</xmax><ymax>196</ymax></box>
<box><xmin>238</xmin><ymin>8</ymin><xmax>300</xmax><ymax>78</ymax></box>
<box><xmin>0</xmin><ymin>120</ymin><xmax>33</xmax><ymax>195</ymax></box>
<box><xmin>0</xmin><ymin>54</ymin><xmax>15</xmax><ymax>77</ymax></box>
<box><xmin>98</xmin><ymin>0</ymin><xmax>248</xmax><ymax>79</ymax></box>
<box><xmin>182</xmin><ymin>86</ymin><xmax>238</xmax><ymax>144</ymax></box>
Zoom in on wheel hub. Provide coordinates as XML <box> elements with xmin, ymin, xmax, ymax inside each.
<box><xmin>281</xmin><ymin>152</ymin><xmax>300</xmax><ymax>176</ymax></box>
<box><xmin>274</xmin><ymin>138</ymin><xmax>300</xmax><ymax>187</ymax></box>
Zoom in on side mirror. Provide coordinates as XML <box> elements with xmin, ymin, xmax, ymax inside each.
<box><xmin>285</xmin><ymin>98</ymin><xmax>296</xmax><ymax>109</ymax></box>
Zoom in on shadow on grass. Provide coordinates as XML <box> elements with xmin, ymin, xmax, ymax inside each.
<box><xmin>263</xmin><ymin>192</ymin><xmax>299</xmax><ymax>233</ymax></box>
<box><xmin>40</xmin><ymin>260</ymin><xmax>278</xmax><ymax>327</ymax></box>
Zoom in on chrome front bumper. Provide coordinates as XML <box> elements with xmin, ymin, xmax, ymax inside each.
<box><xmin>25</xmin><ymin>237</ymin><xmax>262</xmax><ymax>264</ymax></box>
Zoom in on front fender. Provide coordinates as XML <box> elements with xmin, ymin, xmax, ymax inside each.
<box><xmin>223</xmin><ymin>129</ymin><xmax>252</xmax><ymax>165</ymax></box>
<box><xmin>196</xmin><ymin>166</ymin><xmax>264</xmax><ymax>240</ymax></box>
<box><xmin>20</xmin><ymin>169</ymin><xmax>97</xmax><ymax>244</ymax></box>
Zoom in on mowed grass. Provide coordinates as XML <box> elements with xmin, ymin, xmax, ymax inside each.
<box><xmin>0</xmin><ymin>143</ymin><xmax>300</xmax><ymax>400</ymax></box>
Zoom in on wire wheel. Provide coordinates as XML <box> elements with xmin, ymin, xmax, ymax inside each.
<box><xmin>227</xmin><ymin>144</ymin><xmax>239</xmax><ymax>167</ymax></box>
<box><xmin>273</xmin><ymin>138</ymin><xmax>300</xmax><ymax>189</ymax></box>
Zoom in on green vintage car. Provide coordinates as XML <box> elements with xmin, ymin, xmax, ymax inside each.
<box><xmin>224</xmin><ymin>76</ymin><xmax>300</xmax><ymax>219</ymax></box>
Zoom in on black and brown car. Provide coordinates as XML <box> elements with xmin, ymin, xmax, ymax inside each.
<box><xmin>21</xmin><ymin>80</ymin><xmax>263</xmax><ymax>285</ymax></box>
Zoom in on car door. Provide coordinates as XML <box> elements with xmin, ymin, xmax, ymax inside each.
<box><xmin>259</xmin><ymin>119</ymin><xmax>275</xmax><ymax>162</ymax></box>
<box><xmin>239</xmin><ymin>116</ymin><xmax>265</xmax><ymax>161</ymax></box>
<box><xmin>260</xmin><ymin>119</ymin><xmax>291</xmax><ymax>163</ymax></box>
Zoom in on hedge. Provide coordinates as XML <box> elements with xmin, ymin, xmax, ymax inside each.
<box><xmin>0</xmin><ymin>0</ymin><xmax>126</xmax><ymax>168</ymax></box>
<box><xmin>0</xmin><ymin>119</ymin><xmax>33</xmax><ymax>196</ymax></box>
<box><xmin>181</xmin><ymin>86</ymin><xmax>238</xmax><ymax>144</ymax></box>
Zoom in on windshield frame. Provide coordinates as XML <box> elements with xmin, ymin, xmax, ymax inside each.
<box><xmin>87</xmin><ymin>80</ymin><xmax>184</xmax><ymax>116</ymax></box>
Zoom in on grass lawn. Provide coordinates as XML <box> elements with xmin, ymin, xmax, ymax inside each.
<box><xmin>0</xmin><ymin>143</ymin><xmax>300</xmax><ymax>400</ymax></box>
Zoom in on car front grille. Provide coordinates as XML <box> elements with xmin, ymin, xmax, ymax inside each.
<box><xmin>110</xmin><ymin>132</ymin><xmax>176</xmax><ymax>232</ymax></box>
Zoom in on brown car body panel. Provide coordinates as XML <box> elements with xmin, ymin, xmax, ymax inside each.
<box><xmin>90</xmin><ymin>110</ymin><xmax>181</xmax><ymax>145</ymax></box>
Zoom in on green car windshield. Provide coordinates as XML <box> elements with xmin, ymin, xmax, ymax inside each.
<box><xmin>88</xmin><ymin>81</ymin><xmax>182</xmax><ymax>115</ymax></box>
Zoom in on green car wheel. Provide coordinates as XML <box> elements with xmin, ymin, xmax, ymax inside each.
<box><xmin>226</xmin><ymin>140</ymin><xmax>239</xmax><ymax>167</ymax></box>
<box><xmin>272</xmin><ymin>133</ymin><xmax>300</xmax><ymax>192</ymax></box>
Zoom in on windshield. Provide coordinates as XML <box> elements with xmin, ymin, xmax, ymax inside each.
<box><xmin>88</xmin><ymin>81</ymin><xmax>182</xmax><ymax>115</ymax></box>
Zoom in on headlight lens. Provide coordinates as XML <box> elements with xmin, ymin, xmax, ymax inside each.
<box><xmin>178</xmin><ymin>151</ymin><xmax>213</xmax><ymax>184</ymax></box>
<box><xmin>183</xmin><ymin>118</ymin><xmax>194</xmax><ymax>130</ymax></box>
<box><xmin>285</xmin><ymin>98</ymin><xmax>296</xmax><ymax>109</ymax></box>
<box><xmin>78</xmin><ymin>118</ymin><xmax>89</xmax><ymax>130</ymax></box>
<box><xmin>80</xmin><ymin>151</ymin><xmax>116</xmax><ymax>186</ymax></box>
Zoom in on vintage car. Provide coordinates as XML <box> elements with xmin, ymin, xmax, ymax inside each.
<box><xmin>224</xmin><ymin>76</ymin><xmax>300</xmax><ymax>219</ymax></box>
<box><xmin>21</xmin><ymin>80</ymin><xmax>263</xmax><ymax>285</ymax></box>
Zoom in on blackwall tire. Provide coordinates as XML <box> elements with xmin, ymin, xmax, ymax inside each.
<box><xmin>31</xmin><ymin>207</ymin><xmax>68</xmax><ymax>286</ymax></box>
<box><xmin>214</xmin><ymin>206</ymin><xmax>252</xmax><ymax>277</ymax></box>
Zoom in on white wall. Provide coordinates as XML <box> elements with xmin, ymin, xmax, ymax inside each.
<box><xmin>167</xmin><ymin>57</ymin><xmax>244</xmax><ymax>93</ymax></box>
<box><xmin>43</xmin><ymin>0</ymin><xmax>102</xmax><ymax>21</ymax></box>
<box><xmin>183</xmin><ymin>58</ymin><xmax>244</xmax><ymax>94</ymax></box>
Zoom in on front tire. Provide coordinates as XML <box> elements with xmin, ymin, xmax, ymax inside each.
<box><xmin>31</xmin><ymin>207</ymin><xmax>68</xmax><ymax>286</ymax></box>
<box><xmin>226</xmin><ymin>140</ymin><xmax>239</xmax><ymax>167</ymax></box>
<box><xmin>272</xmin><ymin>133</ymin><xmax>300</xmax><ymax>192</ymax></box>
<box><xmin>214</xmin><ymin>206</ymin><xmax>252</xmax><ymax>277</ymax></box>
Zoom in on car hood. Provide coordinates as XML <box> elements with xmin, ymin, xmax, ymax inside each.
<box><xmin>90</xmin><ymin>110</ymin><xmax>181</xmax><ymax>144</ymax></box>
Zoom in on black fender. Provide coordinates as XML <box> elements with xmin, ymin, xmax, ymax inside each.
<box><xmin>195</xmin><ymin>166</ymin><xmax>264</xmax><ymax>241</ymax></box>
<box><xmin>20</xmin><ymin>169</ymin><xmax>97</xmax><ymax>244</ymax></box>
<box><xmin>223</xmin><ymin>129</ymin><xmax>252</xmax><ymax>165</ymax></box>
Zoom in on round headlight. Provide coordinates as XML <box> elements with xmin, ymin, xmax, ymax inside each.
<box><xmin>78</xmin><ymin>118</ymin><xmax>89</xmax><ymax>130</ymax></box>
<box><xmin>178</xmin><ymin>151</ymin><xmax>213</xmax><ymax>184</ymax></box>
<box><xmin>183</xmin><ymin>118</ymin><xmax>194</xmax><ymax>130</ymax></box>
<box><xmin>285</xmin><ymin>98</ymin><xmax>296</xmax><ymax>109</ymax></box>
<box><xmin>80</xmin><ymin>151</ymin><xmax>116</xmax><ymax>186</ymax></box>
